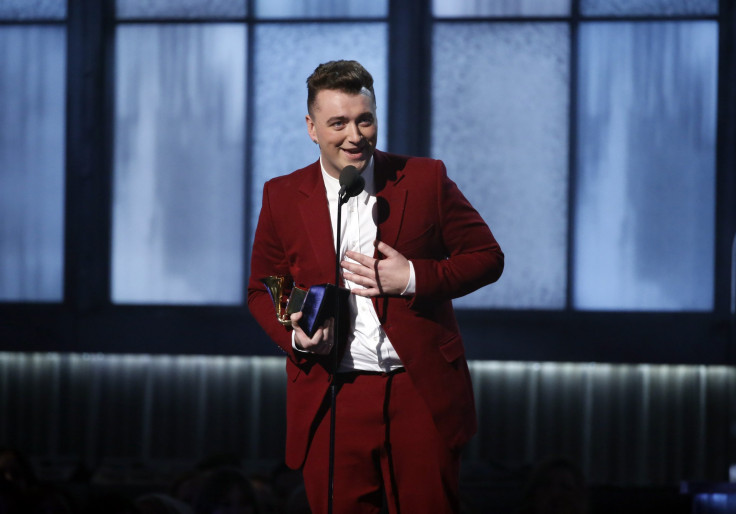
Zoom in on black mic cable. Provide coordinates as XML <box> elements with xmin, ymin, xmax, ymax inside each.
<box><xmin>328</xmin><ymin>164</ymin><xmax>365</xmax><ymax>514</ymax></box>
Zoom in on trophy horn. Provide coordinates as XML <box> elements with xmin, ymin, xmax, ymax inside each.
<box><xmin>260</xmin><ymin>275</ymin><xmax>307</xmax><ymax>327</ymax></box>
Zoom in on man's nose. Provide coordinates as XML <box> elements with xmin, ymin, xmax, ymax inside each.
<box><xmin>347</xmin><ymin>122</ymin><xmax>363</xmax><ymax>142</ymax></box>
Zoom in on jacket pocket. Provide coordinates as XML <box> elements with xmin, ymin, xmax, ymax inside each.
<box><xmin>439</xmin><ymin>334</ymin><xmax>465</xmax><ymax>363</ymax></box>
<box><xmin>397</xmin><ymin>223</ymin><xmax>437</xmax><ymax>257</ymax></box>
<box><xmin>286</xmin><ymin>360</ymin><xmax>302</xmax><ymax>383</ymax></box>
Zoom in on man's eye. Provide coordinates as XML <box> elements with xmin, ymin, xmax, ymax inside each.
<box><xmin>331</xmin><ymin>120</ymin><xmax>345</xmax><ymax>128</ymax></box>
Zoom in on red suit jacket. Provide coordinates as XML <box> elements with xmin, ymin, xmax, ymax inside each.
<box><xmin>248</xmin><ymin>150</ymin><xmax>504</xmax><ymax>469</ymax></box>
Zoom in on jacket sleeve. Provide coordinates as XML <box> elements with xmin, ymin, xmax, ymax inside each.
<box><xmin>410</xmin><ymin>161</ymin><xmax>504</xmax><ymax>303</ymax></box>
<box><xmin>247</xmin><ymin>181</ymin><xmax>305</xmax><ymax>363</ymax></box>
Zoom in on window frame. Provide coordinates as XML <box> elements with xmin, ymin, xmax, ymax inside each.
<box><xmin>0</xmin><ymin>0</ymin><xmax>733</xmax><ymax>365</ymax></box>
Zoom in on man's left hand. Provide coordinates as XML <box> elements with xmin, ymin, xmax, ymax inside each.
<box><xmin>342</xmin><ymin>241</ymin><xmax>410</xmax><ymax>297</ymax></box>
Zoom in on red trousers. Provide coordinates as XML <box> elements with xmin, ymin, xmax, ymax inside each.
<box><xmin>301</xmin><ymin>369</ymin><xmax>461</xmax><ymax>514</ymax></box>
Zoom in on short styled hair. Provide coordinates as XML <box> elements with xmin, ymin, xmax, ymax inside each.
<box><xmin>306</xmin><ymin>60</ymin><xmax>375</xmax><ymax>114</ymax></box>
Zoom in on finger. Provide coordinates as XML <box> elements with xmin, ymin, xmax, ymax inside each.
<box><xmin>299</xmin><ymin>327</ymin><xmax>327</xmax><ymax>353</ymax></box>
<box><xmin>292</xmin><ymin>312</ymin><xmax>323</xmax><ymax>350</ymax></box>
<box><xmin>290</xmin><ymin>312</ymin><xmax>304</xmax><ymax>333</ymax></box>
<box><xmin>306</xmin><ymin>330</ymin><xmax>325</xmax><ymax>353</ymax></box>
<box><xmin>342</xmin><ymin>270</ymin><xmax>377</xmax><ymax>288</ymax></box>
<box><xmin>344</xmin><ymin>250</ymin><xmax>375</xmax><ymax>267</ymax></box>
<box><xmin>375</xmin><ymin>240</ymin><xmax>398</xmax><ymax>257</ymax></box>
<box><xmin>340</xmin><ymin>261</ymin><xmax>376</xmax><ymax>280</ymax></box>
<box><xmin>295</xmin><ymin>317</ymin><xmax>336</xmax><ymax>354</ymax></box>
<box><xmin>311</xmin><ymin>319</ymin><xmax>333</xmax><ymax>355</ymax></box>
<box><xmin>314</xmin><ymin>336</ymin><xmax>333</xmax><ymax>355</ymax></box>
<box><xmin>321</xmin><ymin>318</ymin><xmax>332</xmax><ymax>342</ymax></box>
<box><xmin>350</xmin><ymin>286</ymin><xmax>380</xmax><ymax>298</ymax></box>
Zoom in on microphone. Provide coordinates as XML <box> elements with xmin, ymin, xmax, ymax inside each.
<box><xmin>338</xmin><ymin>165</ymin><xmax>365</xmax><ymax>202</ymax></box>
<box><xmin>329</xmin><ymin>163</ymin><xmax>365</xmax><ymax>513</ymax></box>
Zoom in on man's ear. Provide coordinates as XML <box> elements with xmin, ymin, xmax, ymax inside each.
<box><xmin>305</xmin><ymin>115</ymin><xmax>317</xmax><ymax>144</ymax></box>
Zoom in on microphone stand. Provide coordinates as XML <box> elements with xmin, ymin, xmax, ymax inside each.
<box><xmin>327</xmin><ymin>188</ymin><xmax>348</xmax><ymax>514</ymax></box>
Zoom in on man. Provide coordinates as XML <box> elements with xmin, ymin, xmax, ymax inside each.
<box><xmin>248</xmin><ymin>60</ymin><xmax>503</xmax><ymax>513</ymax></box>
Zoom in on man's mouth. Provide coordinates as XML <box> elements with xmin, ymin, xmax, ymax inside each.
<box><xmin>342</xmin><ymin>147</ymin><xmax>365</xmax><ymax>159</ymax></box>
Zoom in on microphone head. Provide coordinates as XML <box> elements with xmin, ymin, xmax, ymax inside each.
<box><xmin>339</xmin><ymin>165</ymin><xmax>365</xmax><ymax>199</ymax></box>
<box><xmin>339</xmin><ymin>165</ymin><xmax>359</xmax><ymax>187</ymax></box>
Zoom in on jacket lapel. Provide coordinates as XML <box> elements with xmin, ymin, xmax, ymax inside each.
<box><xmin>371</xmin><ymin>151</ymin><xmax>408</xmax><ymax>321</ymax></box>
<box><xmin>295</xmin><ymin>152</ymin><xmax>409</xmax><ymax>287</ymax></box>
<box><xmin>297</xmin><ymin>161</ymin><xmax>336</xmax><ymax>284</ymax></box>
<box><xmin>373</xmin><ymin>151</ymin><xmax>407</xmax><ymax>252</ymax></box>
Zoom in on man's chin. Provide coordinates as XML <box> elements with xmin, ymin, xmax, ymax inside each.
<box><xmin>343</xmin><ymin>155</ymin><xmax>370</xmax><ymax>172</ymax></box>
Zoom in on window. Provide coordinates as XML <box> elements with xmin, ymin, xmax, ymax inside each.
<box><xmin>574</xmin><ymin>21</ymin><xmax>717</xmax><ymax>311</ymax></box>
<box><xmin>432</xmin><ymin>21</ymin><xmax>570</xmax><ymax>309</ymax></box>
<box><xmin>249</xmin><ymin>22</ymin><xmax>388</xmax><ymax>255</ymax></box>
<box><xmin>0</xmin><ymin>6</ymin><xmax>66</xmax><ymax>302</ymax></box>
<box><xmin>112</xmin><ymin>23</ymin><xmax>247</xmax><ymax>304</ymax></box>
<box><xmin>0</xmin><ymin>0</ymin><xmax>733</xmax><ymax>363</ymax></box>
<box><xmin>431</xmin><ymin>0</ymin><xmax>719</xmax><ymax>313</ymax></box>
<box><xmin>111</xmin><ymin>0</ymin><xmax>388</xmax><ymax>305</ymax></box>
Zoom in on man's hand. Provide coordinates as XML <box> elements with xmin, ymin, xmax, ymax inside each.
<box><xmin>290</xmin><ymin>311</ymin><xmax>334</xmax><ymax>355</ymax></box>
<box><xmin>341</xmin><ymin>241</ymin><xmax>410</xmax><ymax>297</ymax></box>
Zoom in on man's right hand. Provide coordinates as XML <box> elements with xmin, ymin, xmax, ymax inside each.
<box><xmin>290</xmin><ymin>312</ymin><xmax>334</xmax><ymax>355</ymax></box>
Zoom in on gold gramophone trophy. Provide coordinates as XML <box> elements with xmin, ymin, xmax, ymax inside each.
<box><xmin>260</xmin><ymin>275</ymin><xmax>307</xmax><ymax>328</ymax></box>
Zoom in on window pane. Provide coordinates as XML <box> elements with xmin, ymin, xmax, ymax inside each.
<box><xmin>250</xmin><ymin>23</ymin><xmax>388</xmax><ymax>248</ymax></box>
<box><xmin>0</xmin><ymin>27</ymin><xmax>66</xmax><ymax>301</ymax></box>
<box><xmin>433</xmin><ymin>0</ymin><xmax>570</xmax><ymax>17</ymax></box>
<box><xmin>574</xmin><ymin>22</ymin><xmax>717</xmax><ymax>311</ymax></box>
<box><xmin>581</xmin><ymin>0</ymin><xmax>717</xmax><ymax>16</ymax></box>
<box><xmin>116</xmin><ymin>0</ymin><xmax>246</xmax><ymax>19</ymax></box>
<box><xmin>255</xmin><ymin>0</ymin><xmax>387</xmax><ymax>19</ymax></box>
<box><xmin>112</xmin><ymin>24</ymin><xmax>246</xmax><ymax>305</ymax></box>
<box><xmin>0</xmin><ymin>0</ymin><xmax>66</xmax><ymax>20</ymax></box>
<box><xmin>432</xmin><ymin>23</ymin><xmax>570</xmax><ymax>309</ymax></box>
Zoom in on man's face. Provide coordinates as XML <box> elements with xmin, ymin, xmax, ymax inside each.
<box><xmin>306</xmin><ymin>88</ymin><xmax>377</xmax><ymax>179</ymax></box>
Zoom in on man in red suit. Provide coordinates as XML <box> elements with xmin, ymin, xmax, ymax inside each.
<box><xmin>248</xmin><ymin>60</ymin><xmax>503</xmax><ymax>513</ymax></box>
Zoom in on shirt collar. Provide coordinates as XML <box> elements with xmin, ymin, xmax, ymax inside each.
<box><xmin>320</xmin><ymin>157</ymin><xmax>375</xmax><ymax>204</ymax></box>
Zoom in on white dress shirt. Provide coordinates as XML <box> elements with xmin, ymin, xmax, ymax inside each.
<box><xmin>290</xmin><ymin>156</ymin><xmax>414</xmax><ymax>372</ymax></box>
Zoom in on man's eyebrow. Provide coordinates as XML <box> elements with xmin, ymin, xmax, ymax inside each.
<box><xmin>325</xmin><ymin>112</ymin><xmax>373</xmax><ymax>123</ymax></box>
